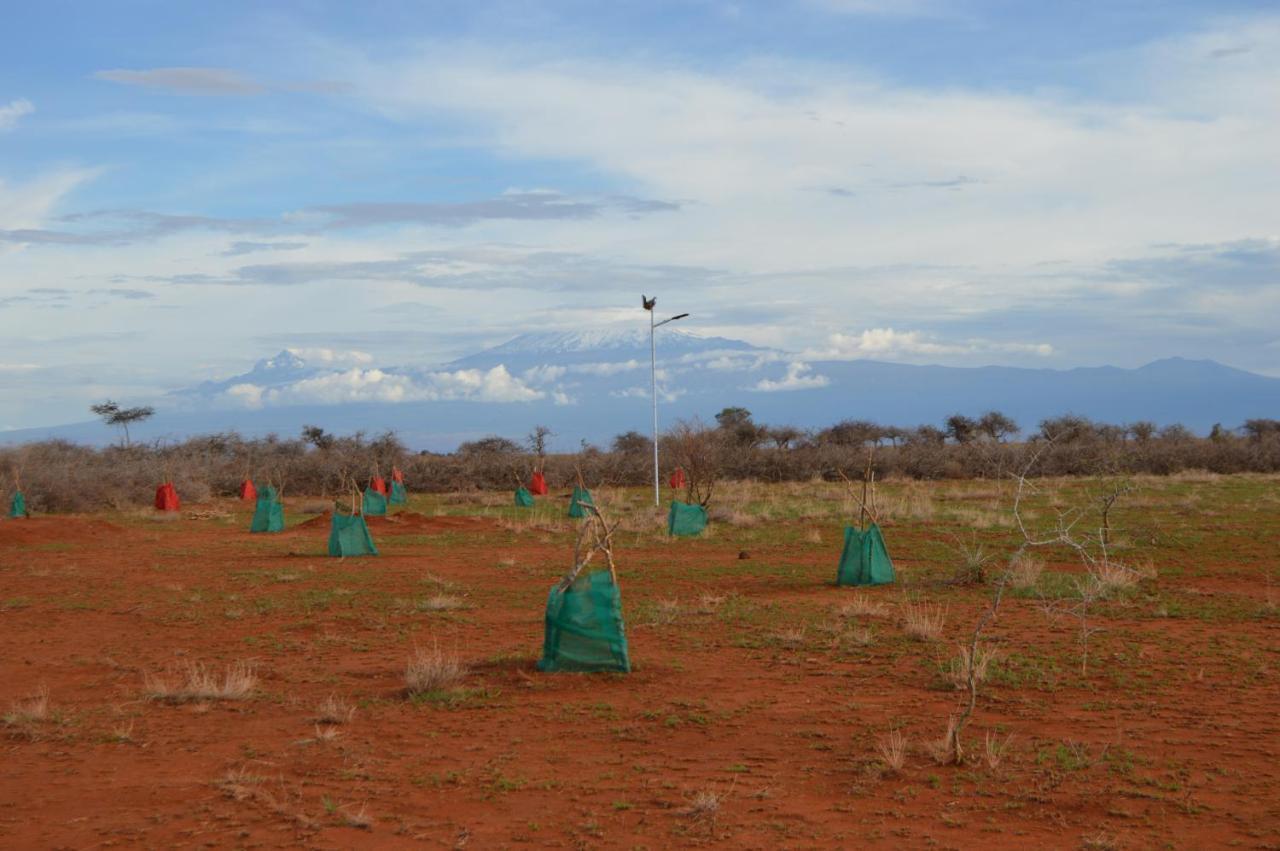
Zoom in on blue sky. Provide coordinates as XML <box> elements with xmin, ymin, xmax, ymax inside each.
<box><xmin>2</xmin><ymin>0</ymin><xmax>1278</xmax><ymax>427</ymax></box>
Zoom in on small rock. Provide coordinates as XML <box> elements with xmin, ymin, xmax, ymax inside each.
<box><xmin>738</xmin><ymin>550</ymin><xmax>750</xmax><ymax>560</ymax></box>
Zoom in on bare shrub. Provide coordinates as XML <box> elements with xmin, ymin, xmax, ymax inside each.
<box><xmin>405</xmin><ymin>642</ymin><xmax>466</xmax><ymax>695</ymax></box>
<box><xmin>901</xmin><ymin>602</ymin><xmax>946</xmax><ymax>641</ymax></box>
<box><xmin>877</xmin><ymin>730</ymin><xmax>907</xmax><ymax>774</ymax></box>
<box><xmin>5</xmin><ymin>685</ymin><xmax>50</xmax><ymax>724</ymax></box>
<box><xmin>147</xmin><ymin>662</ymin><xmax>258</xmax><ymax>702</ymax></box>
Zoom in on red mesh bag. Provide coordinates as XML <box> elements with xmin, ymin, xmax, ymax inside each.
<box><xmin>529</xmin><ymin>471</ymin><xmax>548</xmax><ymax>495</ymax></box>
<box><xmin>154</xmin><ymin>482</ymin><xmax>180</xmax><ymax>512</ymax></box>
<box><xmin>371</xmin><ymin>477</ymin><xmax>388</xmax><ymax>496</ymax></box>
<box><xmin>391</xmin><ymin>467</ymin><xmax>405</xmax><ymax>484</ymax></box>
<box><xmin>239</xmin><ymin>479</ymin><xmax>257</xmax><ymax>501</ymax></box>
<box><xmin>668</xmin><ymin>468</ymin><xmax>687</xmax><ymax>489</ymax></box>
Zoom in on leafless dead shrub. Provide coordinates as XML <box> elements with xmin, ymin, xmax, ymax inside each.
<box><xmin>404</xmin><ymin>642</ymin><xmax>466</xmax><ymax>695</ymax></box>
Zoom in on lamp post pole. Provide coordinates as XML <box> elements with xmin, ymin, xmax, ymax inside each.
<box><xmin>643</xmin><ymin>296</ymin><xmax>689</xmax><ymax>507</ymax></box>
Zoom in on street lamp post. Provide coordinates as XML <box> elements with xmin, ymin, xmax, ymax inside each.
<box><xmin>642</xmin><ymin>295</ymin><xmax>689</xmax><ymax>507</ymax></box>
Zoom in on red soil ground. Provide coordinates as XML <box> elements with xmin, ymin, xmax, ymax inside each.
<box><xmin>0</xmin><ymin>497</ymin><xmax>1277</xmax><ymax>849</ymax></box>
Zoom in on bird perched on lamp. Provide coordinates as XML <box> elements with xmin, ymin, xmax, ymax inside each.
<box><xmin>642</xmin><ymin>295</ymin><xmax>656</xmax><ymax>311</ymax></box>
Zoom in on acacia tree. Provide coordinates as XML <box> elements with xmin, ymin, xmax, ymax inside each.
<box><xmin>90</xmin><ymin>400</ymin><xmax>154</xmax><ymax>447</ymax></box>
<box><xmin>665</xmin><ymin>419</ymin><xmax>723</xmax><ymax>508</ymax></box>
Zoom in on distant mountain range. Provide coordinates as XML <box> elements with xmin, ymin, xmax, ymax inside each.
<box><xmin>4</xmin><ymin>329</ymin><xmax>1278</xmax><ymax>450</ymax></box>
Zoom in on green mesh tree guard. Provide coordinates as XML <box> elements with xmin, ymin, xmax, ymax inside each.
<box><xmin>250</xmin><ymin>486</ymin><xmax>285</xmax><ymax>533</ymax></box>
<box><xmin>328</xmin><ymin>513</ymin><xmax>378</xmax><ymax>557</ymax></box>
<box><xmin>537</xmin><ymin>569</ymin><xmax>630</xmax><ymax>673</ymax></box>
<box><xmin>836</xmin><ymin>523</ymin><xmax>895</xmax><ymax>586</ymax></box>
<box><xmin>514</xmin><ymin>486</ymin><xmax>535</xmax><ymax>507</ymax></box>
<box><xmin>9</xmin><ymin>491</ymin><xmax>27</xmax><ymax>518</ymax></box>
<box><xmin>389</xmin><ymin>481</ymin><xmax>408</xmax><ymax>505</ymax></box>
<box><xmin>568</xmin><ymin>487</ymin><xmax>593</xmax><ymax>518</ymax></box>
<box><xmin>668</xmin><ymin>501</ymin><xmax>708</xmax><ymax>536</ymax></box>
<box><xmin>362</xmin><ymin>487</ymin><xmax>388</xmax><ymax>517</ymax></box>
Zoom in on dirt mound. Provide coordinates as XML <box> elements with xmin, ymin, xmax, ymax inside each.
<box><xmin>0</xmin><ymin>516</ymin><xmax>127</xmax><ymax>547</ymax></box>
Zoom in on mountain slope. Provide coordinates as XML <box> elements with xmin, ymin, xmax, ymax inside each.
<box><xmin>4</xmin><ymin>333</ymin><xmax>1278</xmax><ymax>450</ymax></box>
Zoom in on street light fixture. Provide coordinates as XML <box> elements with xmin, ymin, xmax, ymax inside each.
<box><xmin>642</xmin><ymin>295</ymin><xmax>689</xmax><ymax>507</ymax></box>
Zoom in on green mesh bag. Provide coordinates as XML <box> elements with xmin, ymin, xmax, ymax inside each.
<box><xmin>537</xmin><ymin>569</ymin><xmax>630</xmax><ymax>673</ymax></box>
<box><xmin>328</xmin><ymin>513</ymin><xmax>378</xmax><ymax>557</ymax></box>
<box><xmin>249</xmin><ymin>486</ymin><xmax>285</xmax><ymax>533</ymax></box>
<box><xmin>568</xmin><ymin>487</ymin><xmax>593</xmax><ymax>518</ymax></box>
<box><xmin>389</xmin><ymin>481</ymin><xmax>408</xmax><ymax>505</ymax></box>
<box><xmin>9</xmin><ymin>491</ymin><xmax>27</xmax><ymax>518</ymax></box>
<box><xmin>836</xmin><ymin>523</ymin><xmax>895</xmax><ymax>586</ymax></box>
<box><xmin>667</xmin><ymin>501</ymin><xmax>707</xmax><ymax>537</ymax></box>
<box><xmin>362</xmin><ymin>487</ymin><xmax>388</xmax><ymax>517</ymax></box>
<box><xmin>514</xmin><ymin>486</ymin><xmax>535</xmax><ymax>507</ymax></box>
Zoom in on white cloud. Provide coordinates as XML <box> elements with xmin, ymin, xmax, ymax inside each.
<box><xmin>0</xmin><ymin>98</ymin><xmax>34</xmax><ymax>131</ymax></box>
<box><xmin>753</xmin><ymin>361</ymin><xmax>830</xmax><ymax>392</ymax></box>
<box><xmin>803</xmin><ymin>328</ymin><xmax>1054</xmax><ymax>361</ymax></box>
<box><xmin>221</xmin><ymin>365</ymin><xmax>542</xmax><ymax>407</ymax></box>
<box><xmin>285</xmin><ymin>347</ymin><xmax>374</xmax><ymax>365</ymax></box>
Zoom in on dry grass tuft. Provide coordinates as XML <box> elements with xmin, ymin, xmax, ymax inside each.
<box><xmin>945</xmin><ymin>643</ymin><xmax>1000</xmax><ymax>690</ymax></box>
<box><xmin>772</xmin><ymin>626</ymin><xmax>806</xmax><ymax>649</ymax></box>
<box><xmin>4</xmin><ymin>686</ymin><xmax>52</xmax><ymax>738</ymax></box>
<box><xmin>340</xmin><ymin>804</ymin><xmax>372</xmax><ymax>830</ymax></box>
<box><xmin>984</xmin><ymin>731</ymin><xmax>1014</xmax><ymax>770</ymax></box>
<box><xmin>147</xmin><ymin>662</ymin><xmax>258</xmax><ymax>702</ymax></box>
<box><xmin>695</xmin><ymin>592</ymin><xmax>726</xmax><ymax>614</ymax></box>
<box><xmin>649</xmin><ymin>597</ymin><xmax>682</xmax><ymax>625</ymax></box>
<box><xmin>1094</xmin><ymin>561</ymin><xmax>1142</xmax><ymax>595</ymax></box>
<box><xmin>1009</xmin><ymin>551</ymin><xmax>1045</xmax><ymax>589</ymax></box>
<box><xmin>803</xmin><ymin>528</ymin><xmax>823</xmax><ymax>545</ymax></box>
<box><xmin>838</xmin><ymin>594</ymin><xmax>891</xmax><ymax>619</ymax></box>
<box><xmin>405</xmin><ymin>642</ymin><xmax>466</xmax><ymax>695</ymax></box>
<box><xmin>926</xmin><ymin>715</ymin><xmax>960</xmax><ymax>765</ymax></box>
<box><xmin>901</xmin><ymin>602</ymin><xmax>946</xmax><ymax>641</ymax></box>
<box><xmin>416</xmin><ymin>594</ymin><xmax>466</xmax><ymax>612</ymax></box>
<box><xmin>315</xmin><ymin>694</ymin><xmax>355</xmax><ymax>725</ymax></box>
<box><xmin>877</xmin><ymin>729</ymin><xmax>907</xmax><ymax>774</ymax></box>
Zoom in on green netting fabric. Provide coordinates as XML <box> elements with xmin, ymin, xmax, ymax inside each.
<box><xmin>328</xmin><ymin>513</ymin><xmax>378</xmax><ymax>557</ymax></box>
<box><xmin>514</xmin><ymin>486</ymin><xmax>535</xmax><ymax>507</ymax></box>
<box><xmin>537</xmin><ymin>569</ymin><xmax>630</xmax><ymax>673</ymax></box>
<box><xmin>362</xmin><ymin>487</ymin><xmax>388</xmax><ymax>517</ymax></box>
<box><xmin>836</xmin><ymin>523</ymin><xmax>895</xmax><ymax>586</ymax></box>
<box><xmin>667</xmin><ymin>501</ymin><xmax>707</xmax><ymax>537</ymax></box>
<box><xmin>250</xmin><ymin>486</ymin><xmax>285</xmax><ymax>533</ymax></box>
<box><xmin>9</xmin><ymin>491</ymin><xmax>27</xmax><ymax>518</ymax></box>
<box><xmin>389</xmin><ymin>481</ymin><xmax>408</xmax><ymax>505</ymax></box>
<box><xmin>567</xmin><ymin>487</ymin><xmax>593</xmax><ymax>518</ymax></box>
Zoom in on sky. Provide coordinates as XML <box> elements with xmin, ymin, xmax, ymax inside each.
<box><xmin>2</xmin><ymin>0</ymin><xmax>1278</xmax><ymax>429</ymax></box>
